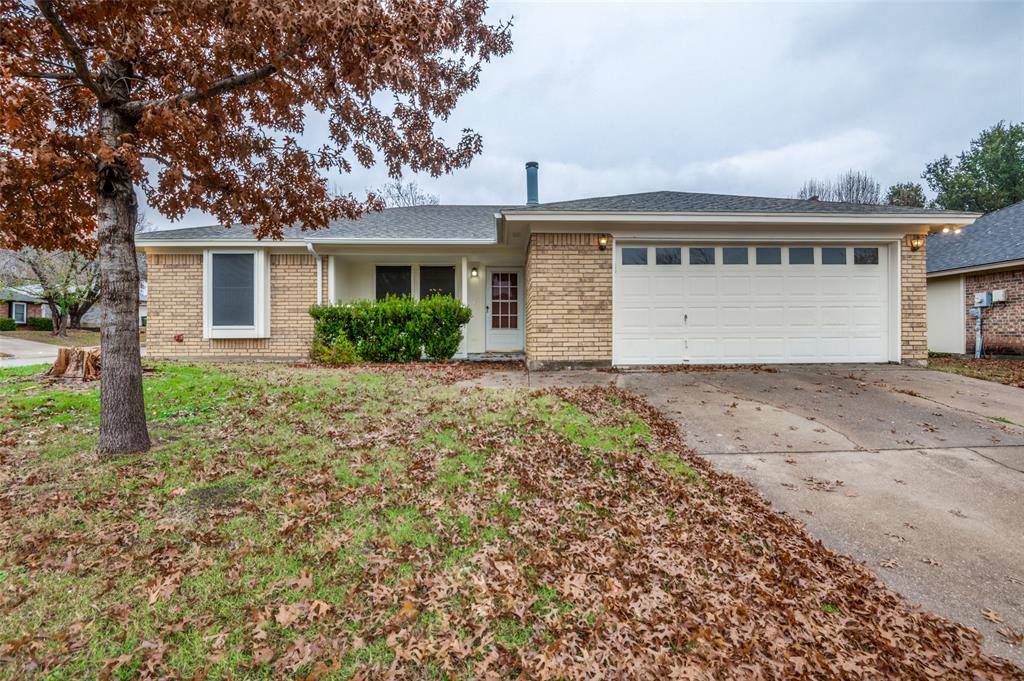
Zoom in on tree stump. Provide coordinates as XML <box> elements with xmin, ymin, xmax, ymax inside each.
<box><xmin>49</xmin><ymin>347</ymin><xmax>101</xmax><ymax>382</ymax></box>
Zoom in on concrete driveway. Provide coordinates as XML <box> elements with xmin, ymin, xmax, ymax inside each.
<box><xmin>470</xmin><ymin>364</ymin><xmax>1024</xmax><ymax>665</ymax></box>
<box><xmin>0</xmin><ymin>335</ymin><xmax>59</xmax><ymax>368</ymax></box>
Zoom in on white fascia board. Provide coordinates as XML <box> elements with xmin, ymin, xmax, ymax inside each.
<box><xmin>927</xmin><ymin>258</ymin><xmax>1024</xmax><ymax>278</ymax></box>
<box><xmin>138</xmin><ymin>239</ymin><xmax>308</xmax><ymax>249</ymax></box>
<box><xmin>503</xmin><ymin>211</ymin><xmax>980</xmax><ymax>228</ymax></box>
<box><xmin>304</xmin><ymin>237</ymin><xmax>497</xmax><ymax>245</ymax></box>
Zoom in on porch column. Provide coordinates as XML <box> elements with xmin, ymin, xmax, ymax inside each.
<box><xmin>457</xmin><ymin>256</ymin><xmax>469</xmax><ymax>359</ymax></box>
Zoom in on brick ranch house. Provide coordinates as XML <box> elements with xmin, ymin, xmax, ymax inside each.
<box><xmin>927</xmin><ymin>200</ymin><xmax>1024</xmax><ymax>355</ymax></box>
<box><xmin>137</xmin><ymin>163</ymin><xmax>979</xmax><ymax>368</ymax></box>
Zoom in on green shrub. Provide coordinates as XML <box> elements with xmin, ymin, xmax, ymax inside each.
<box><xmin>417</xmin><ymin>295</ymin><xmax>472</xmax><ymax>360</ymax></box>
<box><xmin>27</xmin><ymin>317</ymin><xmax>53</xmax><ymax>331</ymax></box>
<box><xmin>311</xmin><ymin>334</ymin><xmax>361</xmax><ymax>365</ymax></box>
<box><xmin>0</xmin><ymin>317</ymin><xmax>15</xmax><ymax>331</ymax></box>
<box><xmin>309</xmin><ymin>295</ymin><xmax>472</xmax><ymax>363</ymax></box>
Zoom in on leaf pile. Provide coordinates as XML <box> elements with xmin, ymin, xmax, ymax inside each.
<box><xmin>929</xmin><ymin>356</ymin><xmax>1024</xmax><ymax>388</ymax></box>
<box><xmin>0</xmin><ymin>364</ymin><xmax>1020</xmax><ymax>679</ymax></box>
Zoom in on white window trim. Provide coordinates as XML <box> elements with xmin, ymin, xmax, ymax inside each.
<box><xmin>12</xmin><ymin>301</ymin><xmax>27</xmax><ymax>324</ymax></box>
<box><xmin>203</xmin><ymin>249</ymin><xmax>270</xmax><ymax>339</ymax></box>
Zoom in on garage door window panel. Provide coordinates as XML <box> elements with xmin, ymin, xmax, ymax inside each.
<box><xmin>723</xmin><ymin>247</ymin><xmax>748</xmax><ymax>265</ymax></box>
<box><xmin>689</xmin><ymin>248</ymin><xmax>715</xmax><ymax>265</ymax></box>
<box><xmin>822</xmin><ymin>248</ymin><xmax>847</xmax><ymax>265</ymax></box>
<box><xmin>622</xmin><ymin>248</ymin><xmax>648</xmax><ymax>265</ymax></box>
<box><xmin>655</xmin><ymin>247</ymin><xmax>682</xmax><ymax>265</ymax></box>
<box><xmin>854</xmin><ymin>248</ymin><xmax>879</xmax><ymax>265</ymax></box>
<box><xmin>756</xmin><ymin>247</ymin><xmax>782</xmax><ymax>265</ymax></box>
<box><xmin>789</xmin><ymin>247</ymin><xmax>814</xmax><ymax>265</ymax></box>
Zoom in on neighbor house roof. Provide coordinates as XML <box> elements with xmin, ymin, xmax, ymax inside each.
<box><xmin>135</xmin><ymin>205</ymin><xmax>503</xmax><ymax>244</ymax></box>
<box><xmin>927</xmin><ymin>200</ymin><xmax>1024</xmax><ymax>274</ymax></box>
<box><xmin>512</xmin><ymin>191</ymin><xmax>973</xmax><ymax>215</ymax></box>
<box><xmin>0</xmin><ymin>285</ymin><xmax>44</xmax><ymax>303</ymax></box>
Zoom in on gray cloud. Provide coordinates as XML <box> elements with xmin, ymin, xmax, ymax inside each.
<box><xmin>148</xmin><ymin>0</ymin><xmax>1024</xmax><ymax>228</ymax></box>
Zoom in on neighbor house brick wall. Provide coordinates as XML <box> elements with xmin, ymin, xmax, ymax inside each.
<box><xmin>525</xmin><ymin>233</ymin><xmax>612</xmax><ymax>367</ymax></box>
<box><xmin>901</xmin><ymin>234</ymin><xmax>928</xmax><ymax>365</ymax></box>
<box><xmin>146</xmin><ymin>251</ymin><xmax>318</xmax><ymax>360</ymax></box>
<box><xmin>964</xmin><ymin>267</ymin><xmax>1024</xmax><ymax>355</ymax></box>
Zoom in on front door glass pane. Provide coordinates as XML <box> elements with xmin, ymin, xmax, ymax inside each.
<box><xmin>490</xmin><ymin>272</ymin><xmax>518</xmax><ymax>329</ymax></box>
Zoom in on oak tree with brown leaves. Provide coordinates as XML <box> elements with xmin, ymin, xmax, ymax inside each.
<box><xmin>0</xmin><ymin>0</ymin><xmax>511</xmax><ymax>454</ymax></box>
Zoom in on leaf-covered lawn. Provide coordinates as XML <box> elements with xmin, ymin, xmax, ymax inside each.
<box><xmin>929</xmin><ymin>355</ymin><xmax>1024</xmax><ymax>388</ymax></box>
<box><xmin>0</xmin><ymin>363</ymin><xmax>1018</xmax><ymax>679</ymax></box>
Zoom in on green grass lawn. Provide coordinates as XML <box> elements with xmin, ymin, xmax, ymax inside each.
<box><xmin>0</xmin><ymin>363</ymin><xmax>1015</xmax><ymax>679</ymax></box>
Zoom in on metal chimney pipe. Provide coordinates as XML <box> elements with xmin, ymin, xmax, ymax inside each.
<box><xmin>526</xmin><ymin>161</ymin><xmax>539</xmax><ymax>205</ymax></box>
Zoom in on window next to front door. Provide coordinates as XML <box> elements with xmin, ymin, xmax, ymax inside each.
<box><xmin>419</xmin><ymin>266</ymin><xmax>456</xmax><ymax>298</ymax></box>
<box><xmin>375</xmin><ymin>266</ymin><xmax>412</xmax><ymax>300</ymax></box>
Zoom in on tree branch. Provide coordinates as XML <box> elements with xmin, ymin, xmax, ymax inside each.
<box><xmin>16</xmin><ymin>70</ymin><xmax>77</xmax><ymax>81</ymax></box>
<box><xmin>120</xmin><ymin>63</ymin><xmax>278</xmax><ymax>117</ymax></box>
<box><xmin>33</xmin><ymin>0</ymin><xmax>110</xmax><ymax>103</ymax></box>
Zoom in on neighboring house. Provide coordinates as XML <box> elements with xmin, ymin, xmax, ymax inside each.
<box><xmin>76</xmin><ymin>282</ymin><xmax>148</xmax><ymax>329</ymax></box>
<box><xmin>136</xmin><ymin>163</ymin><xmax>978</xmax><ymax>368</ymax></box>
<box><xmin>0</xmin><ymin>286</ymin><xmax>45</xmax><ymax>325</ymax></box>
<box><xmin>927</xmin><ymin>200</ymin><xmax>1024</xmax><ymax>355</ymax></box>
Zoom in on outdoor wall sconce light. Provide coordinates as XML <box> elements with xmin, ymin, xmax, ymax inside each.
<box><xmin>470</xmin><ymin>266</ymin><xmax>479</xmax><ymax>278</ymax></box>
<box><xmin>910</xmin><ymin>235</ymin><xmax>924</xmax><ymax>251</ymax></box>
<box><xmin>598</xmin><ymin>235</ymin><xmax>609</xmax><ymax>250</ymax></box>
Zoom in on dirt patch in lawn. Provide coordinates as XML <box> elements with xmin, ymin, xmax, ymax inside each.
<box><xmin>0</xmin><ymin>364</ymin><xmax>1019</xmax><ymax>679</ymax></box>
<box><xmin>929</xmin><ymin>355</ymin><xmax>1024</xmax><ymax>388</ymax></box>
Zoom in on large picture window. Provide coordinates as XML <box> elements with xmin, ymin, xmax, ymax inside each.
<box><xmin>375</xmin><ymin>266</ymin><xmax>412</xmax><ymax>300</ymax></box>
<box><xmin>211</xmin><ymin>253</ymin><xmax>255</xmax><ymax>326</ymax></box>
<box><xmin>419</xmin><ymin>266</ymin><xmax>456</xmax><ymax>298</ymax></box>
<box><xmin>203</xmin><ymin>250</ymin><xmax>269</xmax><ymax>338</ymax></box>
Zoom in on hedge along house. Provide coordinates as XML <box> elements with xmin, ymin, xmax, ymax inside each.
<box><xmin>137</xmin><ymin>163</ymin><xmax>979</xmax><ymax>368</ymax></box>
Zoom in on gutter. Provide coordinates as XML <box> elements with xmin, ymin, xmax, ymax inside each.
<box><xmin>306</xmin><ymin>242</ymin><xmax>323</xmax><ymax>305</ymax></box>
<box><xmin>927</xmin><ymin>258</ymin><xmax>1024</xmax><ymax>278</ymax></box>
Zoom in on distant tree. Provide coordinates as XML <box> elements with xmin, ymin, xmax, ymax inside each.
<box><xmin>375</xmin><ymin>179</ymin><xmax>440</xmax><ymax>208</ymax></box>
<box><xmin>1</xmin><ymin>249</ymin><xmax>100</xmax><ymax>336</ymax></box>
<box><xmin>1</xmin><ymin>0</ymin><xmax>511</xmax><ymax>454</ymax></box>
<box><xmin>923</xmin><ymin>121</ymin><xmax>1024</xmax><ymax>212</ymax></box>
<box><xmin>798</xmin><ymin>170</ymin><xmax>882</xmax><ymax>204</ymax></box>
<box><xmin>885</xmin><ymin>182</ymin><xmax>927</xmax><ymax>208</ymax></box>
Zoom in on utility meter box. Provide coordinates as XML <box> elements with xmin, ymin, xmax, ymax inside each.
<box><xmin>992</xmin><ymin>289</ymin><xmax>1008</xmax><ymax>303</ymax></box>
<box><xmin>974</xmin><ymin>291</ymin><xmax>992</xmax><ymax>307</ymax></box>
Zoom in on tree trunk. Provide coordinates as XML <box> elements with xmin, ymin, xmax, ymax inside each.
<box><xmin>45</xmin><ymin>301</ymin><xmax>66</xmax><ymax>337</ymax></box>
<box><xmin>95</xmin><ymin>60</ymin><xmax>150</xmax><ymax>455</ymax></box>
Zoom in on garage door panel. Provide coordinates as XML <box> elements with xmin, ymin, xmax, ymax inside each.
<box><xmin>687</xmin><ymin>276</ymin><xmax>717</xmax><ymax>296</ymax></box>
<box><xmin>613</xmin><ymin>243</ymin><xmax>891</xmax><ymax>365</ymax></box>
<box><xmin>618</xmin><ymin>277</ymin><xmax>650</xmax><ymax>297</ymax></box>
<box><xmin>719</xmin><ymin>275</ymin><xmax>751</xmax><ymax>296</ymax></box>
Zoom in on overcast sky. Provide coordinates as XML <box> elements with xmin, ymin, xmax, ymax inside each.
<box><xmin>148</xmin><ymin>0</ymin><xmax>1024</xmax><ymax>229</ymax></box>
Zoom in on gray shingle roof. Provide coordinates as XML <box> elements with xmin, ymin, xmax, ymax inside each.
<box><xmin>136</xmin><ymin>205</ymin><xmax>502</xmax><ymax>242</ymax></box>
<box><xmin>511</xmin><ymin>190</ymin><xmax>971</xmax><ymax>215</ymax></box>
<box><xmin>927</xmin><ymin>200</ymin><xmax>1024</xmax><ymax>274</ymax></box>
<box><xmin>137</xmin><ymin>191</ymin><xmax>975</xmax><ymax>244</ymax></box>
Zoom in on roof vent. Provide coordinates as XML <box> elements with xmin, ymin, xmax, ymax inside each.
<box><xmin>526</xmin><ymin>161</ymin><xmax>539</xmax><ymax>205</ymax></box>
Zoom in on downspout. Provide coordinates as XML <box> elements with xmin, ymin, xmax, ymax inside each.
<box><xmin>306</xmin><ymin>242</ymin><xmax>323</xmax><ymax>305</ymax></box>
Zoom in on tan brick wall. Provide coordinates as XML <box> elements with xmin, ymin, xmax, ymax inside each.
<box><xmin>965</xmin><ymin>267</ymin><xmax>1024</xmax><ymax>355</ymax></box>
<box><xmin>901</xmin><ymin>234</ymin><xmax>928</xmax><ymax>365</ymax></box>
<box><xmin>146</xmin><ymin>252</ymin><xmax>319</xmax><ymax>360</ymax></box>
<box><xmin>525</xmin><ymin>233</ymin><xmax>612</xmax><ymax>366</ymax></box>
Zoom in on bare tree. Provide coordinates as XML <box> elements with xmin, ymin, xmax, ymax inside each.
<box><xmin>2</xmin><ymin>250</ymin><xmax>101</xmax><ymax>336</ymax></box>
<box><xmin>798</xmin><ymin>170</ymin><xmax>882</xmax><ymax>204</ymax></box>
<box><xmin>373</xmin><ymin>179</ymin><xmax>440</xmax><ymax>207</ymax></box>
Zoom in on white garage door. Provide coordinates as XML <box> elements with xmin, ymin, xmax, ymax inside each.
<box><xmin>613</xmin><ymin>244</ymin><xmax>893</xmax><ymax>365</ymax></box>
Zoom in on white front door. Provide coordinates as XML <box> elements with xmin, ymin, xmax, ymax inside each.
<box><xmin>613</xmin><ymin>244</ymin><xmax>893</xmax><ymax>365</ymax></box>
<box><xmin>485</xmin><ymin>268</ymin><xmax>525</xmax><ymax>352</ymax></box>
